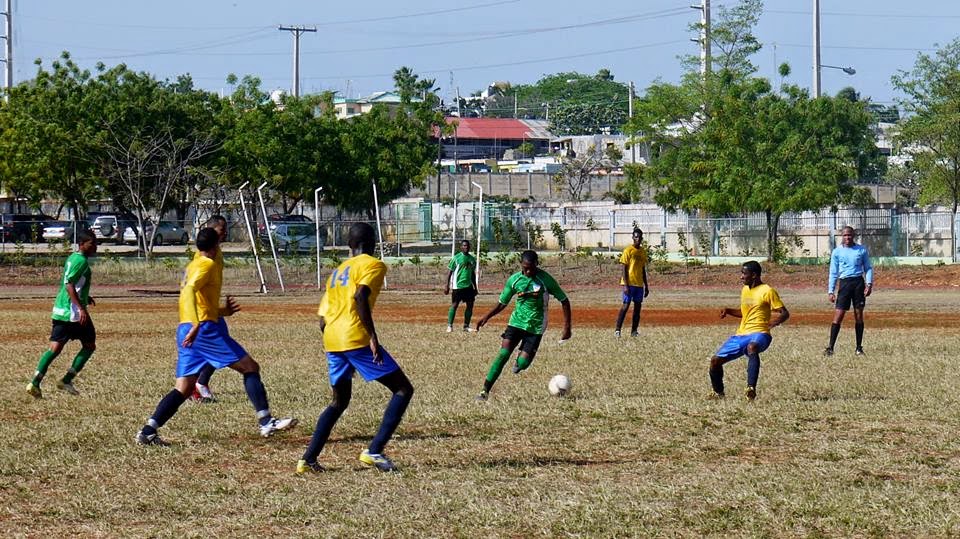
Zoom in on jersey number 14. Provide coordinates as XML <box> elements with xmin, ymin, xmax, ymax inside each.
<box><xmin>328</xmin><ymin>267</ymin><xmax>351</xmax><ymax>288</ymax></box>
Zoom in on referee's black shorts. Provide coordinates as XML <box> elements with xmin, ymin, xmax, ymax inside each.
<box><xmin>835</xmin><ymin>277</ymin><xmax>866</xmax><ymax>311</ymax></box>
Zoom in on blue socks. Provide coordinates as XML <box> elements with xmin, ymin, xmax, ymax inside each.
<box><xmin>243</xmin><ymin>372</ymin><xmax>271</xmax><ymax>426</ymax></box>
<box><xmin>142</xmin><ymin>389</ymin><xmax>187</xmax><ymax>435</ymax></box>
<box><xmin>369</xmin><ymin>390</ymin><xmax>413</xmax><ymax>455</ymax></box>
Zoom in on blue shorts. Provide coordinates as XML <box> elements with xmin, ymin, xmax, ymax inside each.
<box><xmin>715</xmin><ymin>332</ymin><xmax>772</xmax><ymax>360</ymax></box>
<box><xmin>622</xmin><ymin>285</ymin><xmax>645</xmax><ymax>303</ymax></box>
<box><xmin>175</xmin><ymin>319</ymin><xmax>248</xmax><ymax>378</ymax></box>
<box><xmin>326</xmin><ymin>346</ymin><xmax>400</xmax><ymax>386</ymax></box>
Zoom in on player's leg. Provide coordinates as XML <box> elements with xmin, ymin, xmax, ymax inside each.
<box><xmin>364</xmin><ymin>368</ymin><xmax>415</xmax><ymax>471</ymax></box>
<box><xmin>614</xmin><ymin>288</ymin><xmax>631</xmax><ymax>336</ymax></box>
<box><xmin>852</xmin><ymin>281</ymin><xmax>866</xmax><ymax>354</ymax></box>
<box><xmin>194</xmin><ymin>363</ymin><xmax>217</xmax><ymax>402</ymax></box>
<box><xmin>630</xmin><ymin>299</ymin><xmax>643</xmax><ymax>336</ymax></box>
<box><xmin>28</xmin><ymin>337</ymin><xmax>66</xmax><ymax>398</ymax></box>
<box><xmin>826</xmin><ymin>294</ymin><xmax>848</xmax><ymax>355</ymax></box>
<box><xmin>709</xmin><ymin>335</ymin><xmax>745</xmax><ymax>397</ymax></box>
<box><xmin>228</xmin><ymin>355</ymin><xmax>297</xmax><ymax>436</ymax></box>
<box><xmin>743</xmin><ymin>333</ymin><xmax>772</xmax><ymax>401</ymax></box>
<box><xmin>299</xmin><ymin>376</ymin><xmax>353</xmax><ymax>473</ymax></box>
<box><xmin>513</xmin><ymin>332</ymin><xmax>543</xmax><ymax>373</ymax></box>
<box><xmin>463</xmin><ymin>297</ymin><xmax>475</xmax><ymax>331</ymax></box>
<box><xmin>447</xmin><ymin>297</ymin><xmax>461</xmax><ymax>332</ymax></box>
<box><xmin>58</xmin><ymin>320</ymin><xmax>96</xmax><ymax>395</ymax></box>
<box><xmin>136</xmin><ymin>375</ymin><xmax>197</xmax><ymax>446</ymax></box>
<box><xmin>479</xmin><ymin>332</ymin><xmax>522</xmax><ymax>399</ymax></box>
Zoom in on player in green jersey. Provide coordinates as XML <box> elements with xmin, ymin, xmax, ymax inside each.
<box><xmin>444</xmin><ymin>240</ymin><xmax>478</xmax><ymax>332</ymax></box>
<box><xmin>27</xmin><ymin>230</ymin><xmax>98</xmax><ymax>398</ymax></box>
<box><xmin>474</xmin><ymin>250</ymin><xmax>572</xmax><ymax>401</ymax></box>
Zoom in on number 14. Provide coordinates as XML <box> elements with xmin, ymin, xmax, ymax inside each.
<box><xmin>329</xmin><ymin>266</ymin><xmax>351</xmax><ymax>288</ymax></box>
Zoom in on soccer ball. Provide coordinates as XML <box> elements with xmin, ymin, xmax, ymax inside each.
<box><xmin>548</xmin><ymin>374</ymin><xmax>571</xmax><ymax>397</ymax></box>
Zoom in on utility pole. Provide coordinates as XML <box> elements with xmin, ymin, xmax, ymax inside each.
<box><xmin>278</xmin><ymin>25</ymin><xmax>316</xmax><ymax>98</ymax></box>
<box><xmin>690</xmin><ymin>0</ymin><xmax>711</xmax><ymax>78</ymax></box>
<box><xmin>812</xmin><ymin>0</ymin><xmax>821</xmax><ymax>98</ymax></box>
<box><xmin>628</xmin><ymin>81</ymin><xmax>636</xmax><ymax>164</ymax></box>
<box><xmin>2</xmin><ymin>0</ymin><xmax>11</xmax><ymax>99</ymax></box>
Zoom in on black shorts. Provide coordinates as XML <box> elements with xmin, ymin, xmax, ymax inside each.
<box><xmin>50</xmin><ymin>319</ymin><xmax>96</xmax><ymax>344</ymax></box>
<box><xmin>501</xmin><ymin>325</ymin><xmax>543</xmax><ymax>359</ymax></box>
<box><xmin>451</xmin><ymin>287</ymin><xmax>477</xmax><ymax>303</ymax></box>
<box><xmin>835</xmin><ymin>277</ymin><xmax>866</xmax><ymax>311</ymax></box>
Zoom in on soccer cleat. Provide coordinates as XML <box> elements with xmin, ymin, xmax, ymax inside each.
<box><xmin>260</xmin><ymin>417</ymin><xmax>298</xmax><ymax>437</ymax></box>
<box><xmin>614</xmin><ymin>330</ymin><xmax>621</xmax><ymax>338</ymax></box>
<box><xmin>707</xmin><ymin>392</ymin><xmax>725</xmax><ymax>400</ymax></box>
<box><xmin>745</xmin><ymin>386</ymin><xmax>757</xmax><ymax>401</ymax></box>
<box><xmin>56</xmin><ymin>380</ymin><xmax>80</xmax><ymax>396</ymax></box>
<box><xmin>193</xmin><ymin>384</ymin><xmax>216</xmax><ymax>403</ymax></box>
<box><xmin>855</xmin><ymin>348</ymin><xmax>865</xmax><ymax>356</ymax></box>
<box><xmin>26</xmin><ymin>382</ymin><xmax>42</xmax><ymax>399</ymax></box>
<box><xmin>463</xmin><ymin>326</ymin><xmax>475</xmax><ymax>333</ymax></box>
<box><xmin>512</xmin><ymin>362</ymin><xmax>522</xmax><ymax>374</ymax></box>
<box><xmin>475</xmin><ymin>390</ymin><xmax>489</xmax><ymax>402</ymax></box>
<box><xmin>135</xmin><ymin>431</ymin><xmax>170</xmax><ymax>447</ymax></box>
<box><xmin>296</xmin><ymin>459</ymin><xmax>325</xmax><ymax>474</ymax></box>
<box><xmin>823</xmin><ymin>347</ymin><xmax>834</xmax><ymax>357</ymax></box>
<box><xmin>359</xmin><ymin>449</ymin><xmax>398</xmax><ymax>472</ymax></box>
<box><xmin>446</xmin><ymin>325</ymin><xmax>453</xmax><ymax>333</ymax></box>
<box><xmin>630</xmin><ymin>331</ymin><xmax>639</xmax><ymax>338</ymax></box>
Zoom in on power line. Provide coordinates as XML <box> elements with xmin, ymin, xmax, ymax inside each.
<box><xmin>308</xmin><ymin>0</ymin><xmax>524</xmax><ymax>26</ymax></box>
<box><xmin>70</xmin><ymin>27</ymin><xmax>276</xmax><ymax>61</ymax></box>
<box><xmin>302</xmin><ymin>39</ymin><xmax>689</xmax><ymax>81</ymax></box>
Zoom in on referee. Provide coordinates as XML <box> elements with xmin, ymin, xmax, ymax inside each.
<box><xmin>825</xmin><ymin>226</ymin><xmax>874</xmax><ymax>356</ymax></box>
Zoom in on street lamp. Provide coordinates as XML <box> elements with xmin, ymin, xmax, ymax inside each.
<box><xmin>820</xmin><ymin>64</ymin><xmax>856</xmax><ymax>76</ymax></box>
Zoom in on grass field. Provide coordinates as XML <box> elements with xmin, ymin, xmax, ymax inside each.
<box><xmin>4</xmin><ymin>274</ymin><xmax>960</xmax><ymax>537</ymax></box>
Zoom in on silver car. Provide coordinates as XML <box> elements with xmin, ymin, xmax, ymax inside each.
<box><xmin>265</xmin><ymin>223</ymin><xmax>321</xmax><ymax>254</ymax></box>
<box><xmin>124</xmin><ymin>220</ymin><xmax>191</xmax><ymax>245</ymax></box>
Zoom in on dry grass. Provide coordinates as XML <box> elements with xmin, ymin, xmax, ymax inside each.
<box><xmin>3</xmin><ymin>284</ymin><xmax>960</xmax><ymax>537</ymax></box>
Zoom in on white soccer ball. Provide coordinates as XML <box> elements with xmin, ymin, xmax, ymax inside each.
<box><xmin>548</xmin><ymin>374</ymin><xmax>571</xmax><ymax>397</ymax></box>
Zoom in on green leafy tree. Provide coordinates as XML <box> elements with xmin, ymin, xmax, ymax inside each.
<box><xmin>892</xmin><ymin>38</ymin><xmax>960</xmax><ymax>261</ymax></box>
<box><xmin>553</xmin><ymin>144</ymin><xmax>622</xmax><ymax>201</ymax></box>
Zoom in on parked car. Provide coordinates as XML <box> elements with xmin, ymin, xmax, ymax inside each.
<box><xmin>262</xmin><ymin>223</ymin><xmax>322</xmax><ymax>254</ymax></box>
<box><xmin>42</xmin><ymin>220</ymin><xmax>82</xmax><ymax>242</ymax></box>
<box><xmin>257</xmin><ymin>213</ymin><xmax>313</xmax><ymax>236</ymax></box>
<box><xmin>90</xmin><ymin>213</ymin><xmax>138</xmax><ymax>243</ymax></box>
<box><xmin>123</xmin><ymin>220</ymin><xmax>191</xmax><ymax>245</ymax></box>
<box><xmin>0</xmin><ymin>213</ymin><xmax>55</xmax><ymax>243</ymax></box>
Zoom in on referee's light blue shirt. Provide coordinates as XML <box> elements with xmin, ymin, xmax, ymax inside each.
<box><xmin>828</xmin><ymin>244</ymin><xmax>873</xmax><ymax>293</ymax></box>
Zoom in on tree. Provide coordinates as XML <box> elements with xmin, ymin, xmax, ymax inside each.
<box><xmin>683</xmin><ymin>0</ymin><xmax>763</xmax><ymax>77</ymax></box>
<box><xmin>553</xmin><ymin>144</ymin><xmax>622</xmax><ymax>202</ymax></box>
<box><xmin>892</xmin><ymin>38</ymin><xmax>960</xmax><ymax>261</ymax></box>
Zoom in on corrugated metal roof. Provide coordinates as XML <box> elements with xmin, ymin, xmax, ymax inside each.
<box><xmin>440</xmin><ymin>117</ymin><xmax>554</xmax><ymax>140</ymax></box>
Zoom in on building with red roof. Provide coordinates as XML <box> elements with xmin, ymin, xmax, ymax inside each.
<box><xmin>435</xmin><ymin>117</ymin><xmax>553</xmax><ymax>161</ymax></box>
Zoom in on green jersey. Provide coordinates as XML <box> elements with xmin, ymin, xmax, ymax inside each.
<box><xmin>448</xmin><ymin>252</ymin><xmax>477</xmax><ymax>290</ymax></box>
<box><xmin>52</xmin><ymin>252</ymin><xmax>92</xmax><ymax>323</ymax></box>
<box><xmin>498</xmin><ymin>269</ymin><xmax>568</xmax><ymax>335</ymax></box>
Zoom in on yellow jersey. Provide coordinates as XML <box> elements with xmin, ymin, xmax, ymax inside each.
<box><xmin>179</xmin><ymin>254</ymin><xmax>222</xmax><ymax>324</ymax></box>
<box><xmin>619</xmin><ymin>244</ymin><xmax>648</xmax><ymax>286</ymax></box>
<box><xmin>194</xmin><ymin>248</ymin><xmax>224</xmax><ymax>273</ymax></box>
<box><xmin>317</xmin><ymin>254</ymin><xmax>387</xmax><ymax>352</ymax></box>
<box><xmin>736</xmin><ymin>283</ymin><xmax>784</xmax><ymax>335</ymax></box>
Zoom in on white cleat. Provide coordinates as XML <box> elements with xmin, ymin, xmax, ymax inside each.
<box><xmin>260</xmin><ymin>417</ymin><xmax>298</xmax><ymax>437</ymax></box>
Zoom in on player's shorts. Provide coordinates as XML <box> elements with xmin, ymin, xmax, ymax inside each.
<box><xmin>501</xmin><ymin>325</ymin><xmax>544</xmax><ymax>359</ymax></box>
<box><xmin>621</xmin><ymin>285</ymin><xmax>645</xmax><ymax>303</ymax></box>
<box><xmin>452</xmin><ymin>287</ymin><xmax>477</xmax><ymax>302</ymax></box>
<box><xmin>50</xmin><ymin>319</ymin><xmax>96</xmax><ymax>344</ymax></box>
<box><xmin>835</xmin><ymin>277</ymin><xmax>866</xmax><ymax>311</ymax></box>
<box><xmin>175</xmin><ymin>319</ymin><xmax>248</xmax><ymax>378</ymax></box>
<box><xmin>326</xmin><ymin>345</ymin><xmax>400</xmax><ymax>386</ymax></box>
<box><xmin>715</xmin><ymin>332</ymin><xmax>772</xmax><ymax>360</ymax></box>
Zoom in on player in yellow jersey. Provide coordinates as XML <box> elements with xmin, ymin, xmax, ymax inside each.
<box><xmin>709</xmin><ymin>261</ymin><xmax>789</xmax><ymax>401</ymax></box>
<box><xmin>297</xmin><ymin>223</ymin><xmax>414</xmax><ymax>474</ymax></box>
<box><xmin>135</xmin><ymin>228</ymin><xmax>297</xmax><ymax>446</ymax></box>
<box><xmin>615</xmin><ymin>228</ymin><xmax>650</xmax><ymax>337</ymax></box>
<box><xmin>192</xmin><ymin>215</ymin><xmax>227</xmax><ymax>403</ymax></box>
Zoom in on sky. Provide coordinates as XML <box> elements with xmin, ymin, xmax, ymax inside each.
<box><xmin>7</xmin><ymin>1</ymin><xmax>960</xmax><ymax>106</ymax></box>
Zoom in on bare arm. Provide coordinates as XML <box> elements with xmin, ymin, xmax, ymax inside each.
<box><xmin>444</xmin><ymin>270</ymin><xmax>453</xmax><ymax>294</ymax></box>
<box><xmin>642</xmin><ymin>265</ymin><xmax>649</xmax><ymax>297</ymax></box>
<box><xmin>720</xmin><ymin>307</ymin><xmax>742</xmax><ymax>319</ymax></box>
<box><xmin>559</xmin><ymin>298</ymin><xmax>572</xmax><ymax>341</ymax></box>
<box><xmin>354</xmin><ymin>285</ymin><xmax>381</xmax><ymax>363</ymax></box>
<box><xmin>476</xmin><ymin>302</ymin><xmax>508</xmax><ymax>331</ymax></box>
<box><xmin>621</xmin><ymin>263</ymin><xmax>629</xmax><ymax>291</ymax></box>
<box><xmin>770</xmin><ymin>306</ymin><xmax>790</xmax><ymax>328</ymax></box>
